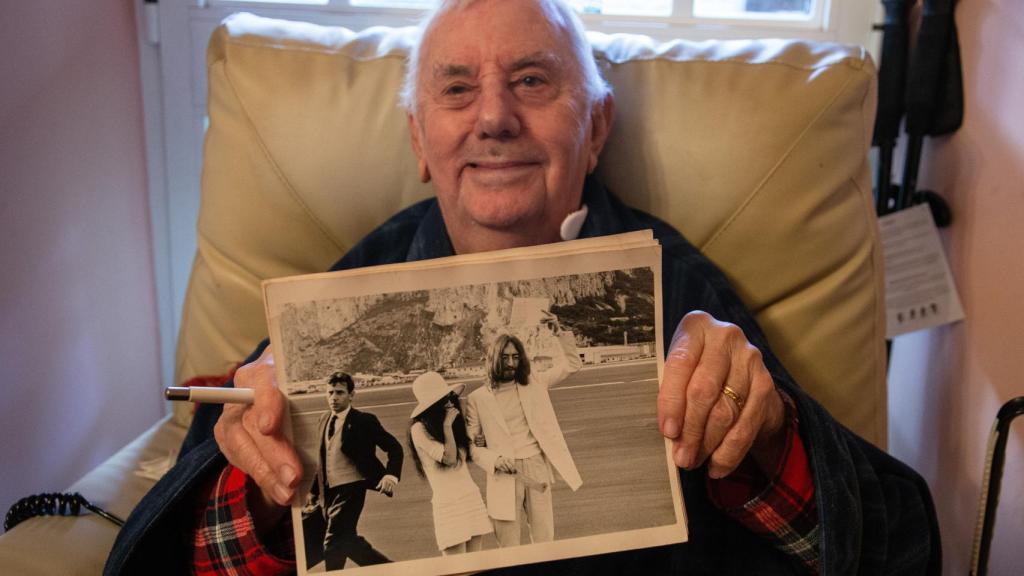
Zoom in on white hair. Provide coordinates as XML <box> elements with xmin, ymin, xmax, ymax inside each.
<box><xmin>398</xmin><ymin>0</ymin><xmax>611</xmax><ymax>114</ymax></box>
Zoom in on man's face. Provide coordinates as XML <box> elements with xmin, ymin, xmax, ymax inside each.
<box><xmin>407</xmin><ymin>0</ymin><xmax>613</xmax><ymax>253</ymax></box>
<box><xmin>499</xmin><ymin>342</ymin><xmax>521</xmax><ymax>381</ymax></box>
<box><xmin>327</xmin><ymin>383</ymin><xmax>353</xmax><ymax>413</ymax></box>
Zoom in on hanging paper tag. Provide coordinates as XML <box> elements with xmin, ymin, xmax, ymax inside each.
<box><xmin>879</xmin><ymin>204</ymin><xmax>965</xmax><ymax>338</ymax></box>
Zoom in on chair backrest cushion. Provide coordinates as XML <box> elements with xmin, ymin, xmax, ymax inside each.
<box><xmin>175</xmin><ymin>12</ymin><xmax>886</xmax><ymax>447</ymax></box>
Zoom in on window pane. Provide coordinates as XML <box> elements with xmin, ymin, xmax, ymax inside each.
<box><xmin>218</xmin><ymin>0</ymin><xmax>329</xmax><ymax>4</ymax></box>
<box><xmin>348</xmin><ymin>0</ymin><xmax>673</xmax><ymax>17</ymax></box>
<box><xmin>694</xmin><ymin>0</ymin><xmax>813</xmax><ymax>19</ymax></box>
<box><xmin>350</xmin><ymin>0</ymin><xmax>433</xmax><ymax>8</ymax></box>
<box><xmin>571</xmin><ymin>0</ymin><xmax>673</xmax><ymax>16</ymax></box>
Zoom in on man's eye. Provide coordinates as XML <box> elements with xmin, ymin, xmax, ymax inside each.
<box><xmin>519</xmin><ymin>75</ymin><xmax>545</xmax><ymax>88</ymax></box>
<box><xmin>444</xmin><ymin>84</ymin><xmax>470</xmax><ymax>96</ymax></box>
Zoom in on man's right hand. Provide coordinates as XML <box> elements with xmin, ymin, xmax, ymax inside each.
<box><xmin>213</xmin><ymin>346</ymin><xmax>302</xmax><ymax>532</ymax></box>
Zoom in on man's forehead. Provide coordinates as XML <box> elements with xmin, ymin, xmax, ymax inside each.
<box><xmin>430</xmin><ymin>51</ymin><xmax>565</xmax><ymax>80</ymax></box>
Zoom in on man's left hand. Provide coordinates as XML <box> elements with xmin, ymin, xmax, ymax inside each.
<box><xmin>376</xmin><ymin>475</ymin><xmax>398</xmax><ymax>497</ymax></box>
<box><xmin>657</xmin><ymin>311</ymin><xmax>787</xmax><ymax>479</ymax></box>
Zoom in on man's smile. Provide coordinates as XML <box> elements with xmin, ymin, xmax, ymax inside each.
<box><xmin>463</xmin><ymin>160</ymin><xmax>540</xmax><ymax>186</ymax></box>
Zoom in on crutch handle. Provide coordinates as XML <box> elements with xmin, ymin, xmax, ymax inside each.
<box><xmin>970</xmin><ymin>396</ymin><xmax>1024</xmax><ymax>576</ymax></box>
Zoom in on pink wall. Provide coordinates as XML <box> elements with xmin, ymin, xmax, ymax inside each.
<box><xmin>888</xmin><ymin>0</ymin><xmax>1024</xmax><ymax>574</ymax></box>
<box><xmin>0</xmin><ymin>0</ymin><xmax>163</xmax><ymax>515</ymax></box>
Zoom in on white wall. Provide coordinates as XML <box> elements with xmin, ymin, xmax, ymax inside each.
<box><xmin>0</xmin><ymin>0</ymin><xmax>164</xmax><ymax>515</ymax></box>
<box><xmin>888</xmin><ymin>1</ymin><xmax>1024</xmax><ymax>574</ymax></box>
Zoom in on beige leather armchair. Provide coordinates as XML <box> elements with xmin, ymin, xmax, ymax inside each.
<box><xmin>0</xmin><ymin>13</ymin><xmax>883</xmax><ymax>574</ymax></box>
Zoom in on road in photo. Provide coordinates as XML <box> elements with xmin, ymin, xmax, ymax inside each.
<box><xmin>290</xmin><ymin>358</ymin><xmax>676</xmax><ymax>570</ymax></box>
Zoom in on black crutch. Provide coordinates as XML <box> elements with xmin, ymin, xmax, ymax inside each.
<box><xmin>898</xmin><ymin>0</ymin><xmax>964</xmax><ymax>213</ymax></box>
<box><xmin>872</xmin><ymin>0</ymin><xmax>913</xmax><ymax>215</ymax></box>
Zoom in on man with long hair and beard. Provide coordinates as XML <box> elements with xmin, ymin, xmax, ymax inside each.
<box><xmin>464</xmin><ymin>312</ymin><xmax>582</xmax><ymax>546</ymax></box>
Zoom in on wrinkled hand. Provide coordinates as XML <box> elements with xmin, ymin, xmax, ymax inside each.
<box><xmin>657</xmin><ymin>311</ymin><xmax>786</xmax><ymax>479</ymax></box>
<box><xmin>474</xmin><ymin>434</ymin><xmax>487</xmax><ymax>448</ymax></box>
<box><xmin>495</xmin><ymin>455</ymin><xmax>517</xmax><ymax>474</ymax></box>
<box><xmin>376</xmin><ymin>476</ymin><xmax>398</xmax><ymax>497</ymax></box>
<box><xmin>213</xmin><ymin>346</ymin><xmax>302</xmax><ymax>530</ymax></box>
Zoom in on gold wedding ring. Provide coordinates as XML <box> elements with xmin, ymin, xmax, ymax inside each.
<box><xmin>721</xmin><ymin>385</ymin><xmax>745</xmax><ymax>413</ymax></box>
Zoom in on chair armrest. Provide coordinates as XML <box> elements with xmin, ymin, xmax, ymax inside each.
<box><xmin>0</xmin><ymin>416</ymin><xmax>187</xmax><ymax>575</ymax></box>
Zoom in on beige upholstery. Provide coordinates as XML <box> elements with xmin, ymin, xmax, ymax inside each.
<box><xmin>176</xmin><ymin>13</ymin><xmax>885</xmax><ymax>446</ymax></box>
<box><xmin>0</xmin><ymin>417</ymin><xmax>187</xmax><ymax>575</ymax></box>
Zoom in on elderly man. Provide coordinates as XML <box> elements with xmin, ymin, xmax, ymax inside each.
<box><xmin>106</xmin><ymin>0</ymin><xmax>940</xmax><ymax>574</ymax></box>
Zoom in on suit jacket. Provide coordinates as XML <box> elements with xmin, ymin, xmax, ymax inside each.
<box><xmin>464</xmin><ymin>331</ymin><xmax>583</xmax><ymax>521</ymax></box>
<box><xmin>309</xmin><ymin>407</ymin><xmax>403</xmax><ymax>513</ymax></box>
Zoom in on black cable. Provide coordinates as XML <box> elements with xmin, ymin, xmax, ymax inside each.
<box><xmin>4</xmin><ymin>492</ymin><xmax>125</xmax><ymax>532</ymax></box>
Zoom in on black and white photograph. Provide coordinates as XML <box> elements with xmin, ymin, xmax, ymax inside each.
<box><xmin>263</xmin><ymin>243</ymin><xmax>685</xmax><ymax>576</ymax></box>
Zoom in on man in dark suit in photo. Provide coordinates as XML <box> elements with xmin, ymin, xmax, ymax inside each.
<box><xmin>306</xmin><ymin>371</ymin><xmax>403</xmax><ymax>571</ymax></box>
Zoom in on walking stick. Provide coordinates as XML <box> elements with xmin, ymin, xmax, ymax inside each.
<box><xmin>970</xmin><ymin>396</ymin><xmax>1024</xmax><ymax>576</ymax></box>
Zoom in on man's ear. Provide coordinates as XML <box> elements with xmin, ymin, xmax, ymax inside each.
<box><xmin>586</xmin><ymin>93</ymin><xmax>616</xmax><ymax>174</ymax></box>
<box><xmin>407</xmin><ymin>112</ymin><xmax>431</xmax><ymax>183</ymax></box>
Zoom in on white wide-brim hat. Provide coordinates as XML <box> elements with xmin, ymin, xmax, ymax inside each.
<box><xmin>410</xmin><ymin>371</ymin><xmax>465</xmax><ymax>418</ymax></box>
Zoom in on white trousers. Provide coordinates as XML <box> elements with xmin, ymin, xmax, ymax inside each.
<box><xmin>492</xmin><ymin>453</ymin><xmax>554</xmax><ymax>546</ymax></box>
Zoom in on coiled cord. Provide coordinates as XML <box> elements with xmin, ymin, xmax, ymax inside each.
<box><xmin>4</xmin><ymin>492</ymin><xmax>124</xmax><ymax>532</ymax></box>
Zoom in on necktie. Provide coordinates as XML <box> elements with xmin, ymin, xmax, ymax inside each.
<box><xmin>328</xmin><ymin>414</ymin><xmax>338</xmax><ymax>440</ymax></box>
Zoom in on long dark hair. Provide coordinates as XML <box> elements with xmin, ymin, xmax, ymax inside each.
<box><xmin>408</xmin><ymin>393</ymin><xmax>473</xmax><ymax>477</ymax></box>
<box><xmin>487</xmin><ymin>333</ymin><xmax>531</xmax><ymax>386</ymax></box>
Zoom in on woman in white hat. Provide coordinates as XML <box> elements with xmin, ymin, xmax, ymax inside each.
<box><xmin>408</xmin><ymin>371</ymin><xmax>493</xmax><ymax>554</ymax></box>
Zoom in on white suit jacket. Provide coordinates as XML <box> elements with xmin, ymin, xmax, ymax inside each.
<box><xmin>464</xmin><ymin>331</ymin><xmax>584</xmax><ymax>520</ymax></box>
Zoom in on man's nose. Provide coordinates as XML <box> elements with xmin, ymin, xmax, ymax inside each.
<box><xmin>475</xmin><ymin>84</ymin><xmax>520</xmax><ymax>140</ymax></box>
